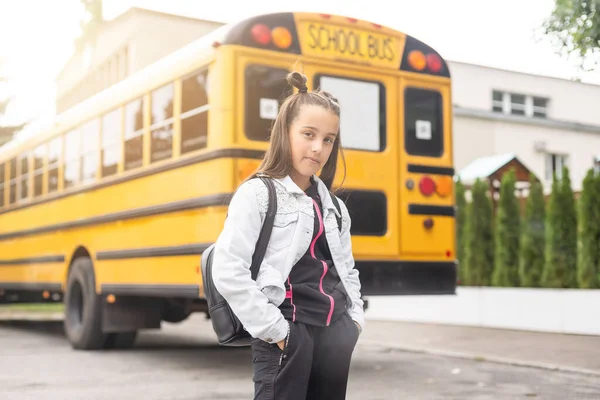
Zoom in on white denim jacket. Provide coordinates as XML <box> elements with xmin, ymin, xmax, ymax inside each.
<box><xmin>211</xmin><ymin>174</ymin><xmax>365</xmax><ymax>344</ymax></box>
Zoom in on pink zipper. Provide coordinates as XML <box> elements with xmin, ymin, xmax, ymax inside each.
<box><xmin>310</xmin><ymin>199</ymin><xmax>335</xmax><ymax>326</ymax></box>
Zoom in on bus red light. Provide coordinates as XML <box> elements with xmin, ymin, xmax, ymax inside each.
<box><xmin>348</xmin><ymin>18</ymin><xmax>358</xmax><ymax>23</ymax></box>
<box><xmin>320</xmin><ymin>14</ymin><xmax>332</xmax><ymax>19</ymax></box>
<box><xmin>251</xmin><ymin>24</ymin><xmax>271</xmax><ymax>45</ymax></box>
<box><xmin>427</xmin><ymin>53</ymin><xmax>442</xmax><ymax>73</ymax></box>
<box><xmin>419</xmin><ymin>176</ymin><xmax>436</xmax><ymax>196</ymax></box>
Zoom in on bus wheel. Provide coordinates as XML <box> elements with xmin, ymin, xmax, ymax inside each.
<box><xmin>63</xmin><ymin>257</ymin><xmax>106</xmax><ymax>350</ymax></box>
<box><xmin>104</xmin><ymin>331</ymin><xmax>137</xmax><ymax>350</ymax></box>
<box><xmin>163</xmin><ymin>305</ymin><xmax>191</xmax><ymax>323</ymax></box>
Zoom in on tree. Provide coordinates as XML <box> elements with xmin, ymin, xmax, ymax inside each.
<box><xmin>519</xmin><ymin>176</ymin><xmax>546</xmax><ymax>287</ymax></box>
<box><xmin>542</xmin><ymin>0</ymin><xmax>600</xmax><ymax>71</ymax></box>
<box><xmin>463</xmin><ymin>179</ymin><xmax>494</xmax><ymax>286</ymax></box>
<box><xmin>492</xmin><ymin>169</ymin><xmax>521</xmax><ymax>287</ymax></box>
<box><xmin>577</xmin><ymin>168</ymin><xmax>600</xmax><ymax>288</ymax></box>
<box><xmin>0</xmin><ymin>62</ymin><xmax>25</xmax><ymax>146</ymax></box>
<box><xmin>75</xmin><ymin>0</ymin><xmax>104</xmax><ymax>50</ymax></box>
<box><xmin>455</xmin><ymin>179</ymin><xmax>467</xmax><ymax>283</ymax></box>
<box><xmin>543</xmin><ymin>166</ymin><xmax>578</xmax><ymax>288</ymax></box>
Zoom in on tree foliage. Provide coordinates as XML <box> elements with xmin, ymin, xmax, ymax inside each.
<box><xmin>543</xmin><ymin>0</ymin><xmax>600</xmax><ymax>70</ymax></box>
<box><xmin>463</xmin><ymin>179</ymin><xmax>494</xmax><ymax>286</ymax></box>
<box><xmin>543</xmin><ymin>166</ymin><xmax>578</xmax><ymax>288</ymax></box>
<box><xmin>492</xmin><ymin>170</ymin><xmax>521</xmax><ymax>287</ymax></box>
<box><xmin>519</xmin><ymin>176</ymin><xmax>546</xmax><ymax>287</ymax></box>
<box><xmin>577</xmin><ymin>168</ymin><xmax>600</xmax><ymax>288</ymax></box>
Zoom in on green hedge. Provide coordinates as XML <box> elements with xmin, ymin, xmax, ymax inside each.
<box><xmin>456</xmin><ymin>166</ymin><xmax>600</xmax><ymax>289</ymax></box>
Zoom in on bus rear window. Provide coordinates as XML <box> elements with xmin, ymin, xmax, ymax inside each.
<box><xmin>245</xmin><ymin>65</ymin><xmax>292</xmax><ymax>141</ymax></box>
<box><xmin>337</xmin><ymin>190</ymin><xmax>387</xmax><ymax>236</ymax></box>
<box><xmin>404</xmin><ymin>88</ymin><xmax>443</xmax><ymax>157</ymax></box>
<box><xmin>315</xmin><ymin>75</ymin><xmax>386</xmax><ymax>152</ymax></box>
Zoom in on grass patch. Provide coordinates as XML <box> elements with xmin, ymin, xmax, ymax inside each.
<box><xmin>0</xmin><ymin>303</ymin><xmax>64</xmax><ymax>313</ymax></box>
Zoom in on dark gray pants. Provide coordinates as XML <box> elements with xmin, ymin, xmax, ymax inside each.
<box><xmin>250</xmin><ymin>312</ymin><xmax>360</xmax><ymax>400</ymax></box>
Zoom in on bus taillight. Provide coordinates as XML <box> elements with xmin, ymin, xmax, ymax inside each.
<box><xmin>435</xmin><ymin>176</ymin><xmax>453</xmax><ymax>197</ymax></box>
<box><xmin>419</xmin><ymin>176</ymin><xmax>436</xmax><ymax>196</ymax></box>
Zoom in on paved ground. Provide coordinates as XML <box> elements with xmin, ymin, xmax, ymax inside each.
<box><xmin>1</xmin><ymin>314</ymin><xmax>599</xmax><ymax>399</ymax></box>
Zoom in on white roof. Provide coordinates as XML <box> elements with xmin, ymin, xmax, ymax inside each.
<box><xmin>458</xmin><ymin>153</ymin><xmax>517</xmax><ymax>184</ymax></box>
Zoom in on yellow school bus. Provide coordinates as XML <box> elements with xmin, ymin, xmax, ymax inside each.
<box><xmin>0</xmin><ymin>12</ymin><xmax>456</xmax><ymax>349</ymax></box>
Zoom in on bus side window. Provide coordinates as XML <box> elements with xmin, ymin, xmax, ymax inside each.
<box><xmin>48</xmin><ymin>137</ymin><xmax>61</xmax><ymax>194</ymax></box>
<box><xmin>82</xmin><ymin>119</ymin><xmax>99</xmax><ymax>185</ymax></box>
<box><xmin>64</xmin><ymin>128</ymin><xmax>82</xmax><ymax>189</ymax></box>
<box><xmin>181</xmin><ymin>69</ymin><xmax>209</xmax><ymax>154</ymax></box>
<box><xmin>8</xmin><ymin>157</ymin><xmax>17</xmax><ymax>205</ymax></box>
<box><xmin>125</xmin><ymin>98</ymin><xmax>144</xmax><ymax>171</ymax></box>
<box><xmin>0</xmin><ymin>162</ymin><xmax>5</xmax><ymax>207</ymax></box>
<box><xmin>150</xmin><ymin>83</ymin><xmax>174</xmax><ymax>163</ymax></box>
<box><xmin>18</xmin><ymin>152</ymin><xmax>30</xmax><ymax>202</ymax></box>
<box><xmin>102</xmin><ymin>108</ymin><xmax>121</xmax><ymax>177</ymax></box>
<box><xmin>33</xmin><ymin>143</ymin><xmax>45</xmax><ymax>197</ymax></box>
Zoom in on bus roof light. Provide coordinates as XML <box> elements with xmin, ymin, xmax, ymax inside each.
<box><xmin>427</xmin><ymin>53</ymin><xmax>442</xmax><ymax>73</ymax></box>
<box><xmin>251</xmin><ymin>24</ymin><xmax>271</xmax><ymax>46</ymax></box>
<box><xmin>272</xmin><ymin>27</ymin><xmax>292</xmax><ymax>49</ymax></box>
<box><xmin>408</xmin><ymin>50</ymin><xmax>426</xmax><ymax>71</ymax></box>
<box><xmin>419</xmin><ymin>176</ymin><xmax>436</xmax><ymax>196</ymax></box>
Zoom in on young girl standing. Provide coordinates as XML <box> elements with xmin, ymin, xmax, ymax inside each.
<box><xmin>212</xmin><ymin>71</ymin><xmax>364</xmax><ymax>400</ymax></box>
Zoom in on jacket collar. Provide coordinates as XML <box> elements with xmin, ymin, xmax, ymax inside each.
<box><xmin>273</xmin><ymin>175</ymin><xmax>341</xmax><ymax>218</ymax></box>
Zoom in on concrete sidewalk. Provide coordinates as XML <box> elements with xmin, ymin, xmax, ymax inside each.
<box><xmin>360</xmin><ymin>319</ymin><xmax>600</xmax><ymax>376</ymax></box>
<box><xmin>3</xmin><ymin>308</ymin><xmax>600</xmax><ymax>376</ymax></box>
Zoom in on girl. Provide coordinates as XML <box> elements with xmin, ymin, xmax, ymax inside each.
<box><xmin>212</xmin><ymin>71</ymin><xmax>364</xmax><ymax>400</ymax></box>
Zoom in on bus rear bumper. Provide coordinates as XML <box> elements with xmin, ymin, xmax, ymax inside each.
<box><xmin>355</xmin><ymin>260</ymin><xmax>457</xmax><ymax>296</ymax></box>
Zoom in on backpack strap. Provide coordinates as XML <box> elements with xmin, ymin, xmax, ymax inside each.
<box><xmin>250</xmin><ymin>176</ymin><xmax>277</xmax><ymax>281</ymax></box>
<box><xmin>329</xmin><ymin>191</ymin><xmax>343</xmax><ymax>232</ymax></box>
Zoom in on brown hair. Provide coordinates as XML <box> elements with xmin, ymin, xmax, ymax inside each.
<box><xmin>248</xmin><ymin>71</ymin><xmax>346</xmax><ymax>191</ymax></box>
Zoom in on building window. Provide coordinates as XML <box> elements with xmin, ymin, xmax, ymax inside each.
<box><xmin>492</xmin><ymin>91</ymin><xmax>548</xmax><ymax>118</ymax></box>
<box><xmin>545</xmin><ymin>153</ymin><xmax>567</xmax><ymax>181</ymax></box>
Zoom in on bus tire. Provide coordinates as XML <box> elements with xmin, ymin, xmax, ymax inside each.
<box><xmin>163</xmin><ymin>305</ymin><xmax>191</xmax><ymax>323</ymax></box>
<box><xmin>104</xmin><ymin>331</ymin><xmax>137</xmax><ymax>350</ymax></box>
<box><xmin>63</xmin><ymin>257</ymin><xmax>106</xmax><ymax>350</ymax></box>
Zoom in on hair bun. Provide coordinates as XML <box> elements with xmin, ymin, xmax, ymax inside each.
<box><xmin>287</xmin><ymin>71</ymin><xmax>308</xmax><ymax>93</ymax></box>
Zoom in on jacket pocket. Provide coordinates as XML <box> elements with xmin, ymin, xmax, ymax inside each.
<box><xmin>267</xmin><ymin>212</ymin><xmax>298</xmax><ymax>251</ymax></box>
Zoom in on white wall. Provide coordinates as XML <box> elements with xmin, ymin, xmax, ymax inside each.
<box><xmin>365</xmin><ymin>287</ymin><xmax>600</xmax><ymax>336</ymax></box>
<box><xmin>453</xmin><ymin>113</ymin><xmax>600</xmax><ymax>193</ymax></box>
<box><xmin>449</xmin><ymin>61</ymin><xmax>600</xmax><ymax>126</ymax></box>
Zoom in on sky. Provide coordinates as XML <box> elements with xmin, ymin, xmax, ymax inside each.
<box><xmin>0</xmin><ymin>0</ymin><xmax>598</xmax><ymax>135</ymax></box>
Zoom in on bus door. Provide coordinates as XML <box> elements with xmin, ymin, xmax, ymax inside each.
<box><xmin>398</xmin><ymin>78</ymin><xmax>455</xmax><ymax>262</ymax></box>
<box><xmin>303</xmin><ymin>63</ymin><xmax>400</xmax><ymax>259</ymax></box>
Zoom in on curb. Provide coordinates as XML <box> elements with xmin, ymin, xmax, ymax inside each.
<box><xmin>358</xmin><ymin>339</ymin><xmax>600</xmax><ymax>377</ymax></box>
<box><xmin>0</xmin><ymin>311</ymin><xmax>63</xmax><ymax>321</ymax></box>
